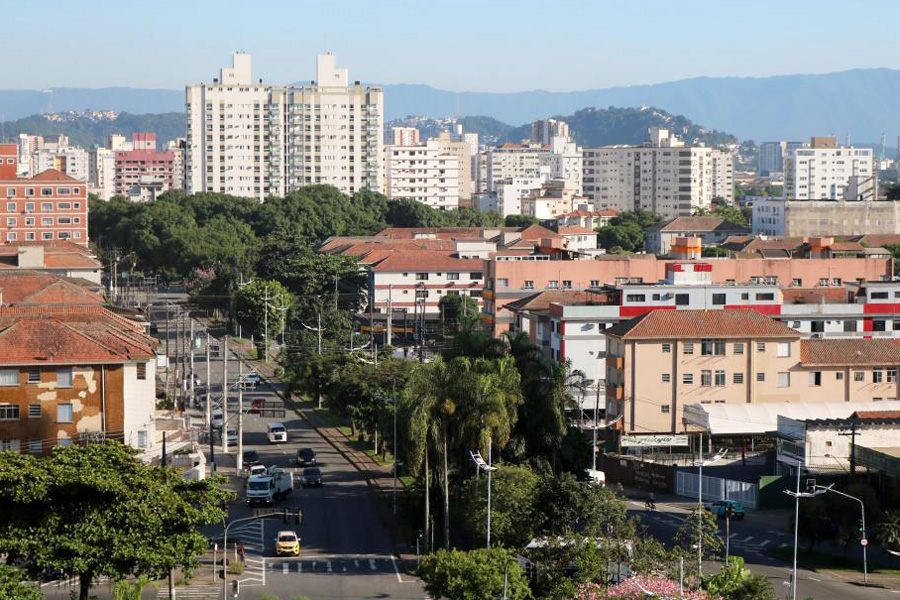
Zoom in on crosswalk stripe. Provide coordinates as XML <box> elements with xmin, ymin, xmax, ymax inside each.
<box><xmin>369</xmin><ymin>558</ymin><xmax>376</xmax><ymax>571</ymax></box>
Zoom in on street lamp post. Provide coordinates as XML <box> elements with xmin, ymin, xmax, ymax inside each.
<box><xmin>783</xmin><ymin>459</ymin><xmax>827</xmax><ymax>600</ymax></box>
<box><xmin>470</xmin><ymin>440</ymin><xmax>496</xmax><ymax>548</ymax></box>
<box><xmin>692</xmin><ymin>431</ymin><xmax>726</xmax><ymax>578</ymax></box>
<box><xmin>813</xmin><ymin>484</ymin><xmax>868</xmax><ymax>583</ymax></box>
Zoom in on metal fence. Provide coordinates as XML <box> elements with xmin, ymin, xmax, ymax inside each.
<box><xmin>676</xmin><ymin>470</ymin><xmax>758</xmax><ymax>508</ymax></box>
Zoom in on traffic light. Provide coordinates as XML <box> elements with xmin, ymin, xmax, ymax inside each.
<box><xmin>806</xmin><ymin>478</ymin><xmax>817</xmax><ymax>494</ymax></box>
<box><xmin>725</xmin><ymin>503</ymin><xmax>735</xmax><ymax>519</ymax></box>
<box><xmin>858</xmin><ymin>518</ymin><xmax>865</xmax><ymax>535</ymax></box>
<box><xmin>231</xmin><ymin>579</ymin><xmax>240</xmax><ymax>597</ymax></box>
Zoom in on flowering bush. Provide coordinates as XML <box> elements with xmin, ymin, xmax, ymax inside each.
<box><xmin>575</xmin><ymin>575</ymin><xmax>715</xmax><ymax>599</ymax></box>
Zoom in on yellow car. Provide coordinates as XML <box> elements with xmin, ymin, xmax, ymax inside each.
<box><xmin>275</xmin><ymin>531</ymin><xmax>300</xmax><ymax>556</ymax></box>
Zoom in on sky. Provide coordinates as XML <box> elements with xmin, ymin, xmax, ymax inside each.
<box><xmin>5</xmin><ymin>0</ymin><xmax>900</xmax><ymax>92</ymax></box>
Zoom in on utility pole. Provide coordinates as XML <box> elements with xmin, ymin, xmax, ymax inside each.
<box><xmin>205</xmin><ymin>329</ymin><xmax>211</xmax><ymax>428</ymax></box>
<box><xmin>174</xmin><ymin>309</ymin><xmax>181</xmax><ymax>408</ymax></box>
<box><xmin>592</xmin><ymin>383</ymin><xmax>600</xmax><ymax>471</ymax></box>
<box><xmin>237</xmin><ymin>361</ymin><xmax>243</xmax><ymax>471</ymax></box>
<box><xmin>165</xmin><ymin>302</ymin><xmax>170</xmax><ymax>394</ymax></box>
<box><xmin>264</xmin><ymin>284</ymin><xmax>269</xmax><ymax>363</ymax></box>
<box><xmin>370</xmin><ymin>288</ymin><xmax>376</xmax><ymax>363</ymax></box>
<box><xmin>386</xmin><ymin>284</ymin><xmax>392</xmax><ymax>348</ymax></box>
<box><xmin>317</xmin><ymin>311</ymin><xmax>323</xmax><ymax>409</ymax></box>
<box><xmin>222</xmin><ymin>336</ymin><xmax>229</xmax><ymax>454</ymax></box>
<box><xmin>840</xmin><ymin>418</ymin><xmax>859</xmax><ymax>475</ymax></box>
<box><xmin>189</xmin><ymin>319</ymin><xmax>195</xmax><ymax>410</ymax></box>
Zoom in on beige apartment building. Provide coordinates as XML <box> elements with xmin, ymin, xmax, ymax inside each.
<box><xmin>604</xmin><ymin>310</ymin><xmax>900</xmax><ymax>434</ymax></box>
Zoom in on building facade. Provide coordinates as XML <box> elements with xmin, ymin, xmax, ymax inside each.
<box><xmin>752</xmin><ymin>197</ymin><xmax>900</xmax><ymax>237</ymax></box>
<box><xmin>784</xmin><ymin>137</ymin><xmax>875</xmax><ymax>200</ymax></box>
<box><xmin>0</xmin><ymin>145</ymin><xmax>89</xmax><ymax>245</ymax></box>
<box><xmin>386</xmin><ymin>140</ymin><xmax>460</xmax><ymax>210</ymax></box>
<box><xmin>186</xmin><ymin>53</ymin><xmax>384</xmax><ymax>201</ymax></box>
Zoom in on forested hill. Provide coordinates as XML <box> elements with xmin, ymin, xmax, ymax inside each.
<box><xmin>0</xmin><ymin>112</ymin><xmax>185</xmax><ymax>148</ymax></box>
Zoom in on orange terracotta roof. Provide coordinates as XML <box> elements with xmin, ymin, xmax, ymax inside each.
<box><xmin>0</xmin><ymin>306</ymin><xmax>156</xmax><ymax>366</ymax></box>
<box><xmin>800</xmin><ymin>339</ymin><xmax>900</xmax><ymax>366</ymax></box>
<box><xmin>851</xmin><ymin>411</ymin><xmax>900</xmax><ymax>419</ymax></box>
<box><xmin>827</xmin><ymin>242</ymin><xmax>864</xmax><ymax>252</ymax></box>
<box><xmin>369</xmin><ymin>252</ymin><xmax>485</xmax><ymax>272</ymax></box>
<box><xmin>558</xmin><ymin>226</ymin><xmax>598</xmax><ymax>235</ymax></box>
<box><xmin>505</xmin><ymin>290</ymin><xmax>613</xmax><ymax>312</ymax></box>
<box><xmin>559</xmin><ymin>209</ymin><xmax>618</xmax><ymax>218</ymax></box>
<box><xmin>28</xmin><ymin>169</ymin><xmax>80</xmax><ymax>182</ymax></box>
<box><xmin>605</xmin><ymin>309</ymin><xmax>799</xmax><ymax>340</ymax></box>
<box><xmin>781</xmin><ymin>288</ymin><xmax>849</xmax><ymax>304</ymax></box>
<box><xmin>0</xmin><ymin>272</ymin><xmax>104</xmax><ymax>305</ymax></box>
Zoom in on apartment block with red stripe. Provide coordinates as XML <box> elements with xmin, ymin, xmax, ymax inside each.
<box><xmin>0</xmin><ymin>144</ymin><xmax>89</xmax><ymax>245</ymax></box>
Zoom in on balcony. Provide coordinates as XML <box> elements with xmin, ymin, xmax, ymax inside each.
<box><xmin>608</xmin><ymin>384</ymin><xmax>624</xmax><ymax>401</ymax></box>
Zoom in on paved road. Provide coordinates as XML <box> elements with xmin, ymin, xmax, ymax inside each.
<box><xmin>150</xmin><ymin>298</ymin><xmax>426</xmax><ymax>600</ymax></box>
<box><xmin>628</xmin><ymin>498</ymin><xmax>899</xmax><ymax>600</ymax></box>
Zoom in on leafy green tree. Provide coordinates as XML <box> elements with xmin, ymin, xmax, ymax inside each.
<box><xmin>703</xmin><ymin>556</ymin><xmax>777</xmax><ymax>600</ymax></box>
<box><xmin>417</xmin><ymin>548</ymin><xmax>529</xmax><ymax>600</ymax></box>
<box><xmin>674</xmin><ymin>508</ymin><xmax>724</xmax><ymax>576</ymax></box>
<box><xmin>0</xmin><ymin>564</ymin><xmax>42</xmax><ymax>600</ymax></box>
<box><xmin>438</xmin><ymin>294</ymin><xmax>480</xmax><ymax>334</ymax></box>
<box><xmin>884</xmin><ymin>183</ymin><xmax>900</xmax><ymax>201</ymax></box>
<box><xmin>875</xmin><ymin>510</ymin><xmax>900</xmax><ymax>553</ymax></box>
<box><xmin>595</xmin><ymin>210</ymin><xmax>663</xmax><ymax>252</ymax></box>
<box><xmin>0</xmin><ymin>442</ymin><xmax>232</xmax><ymax>600</ymax></box>
<box><xmin>693</xmin><ymin>203</ymin><xmax>749</xmax><ymax>228</ymax></box>
<box><xmin>462</xmin><ymin>464</ymin><xmax>540</xmax><ymax>548</ymax></box>
<box><xmin>505</xmin><ymin>214</ymin><xmax>540</xmax><ymax>227</ymax></box>
<box><xmin>232</xmin><ymin>279</ymin><xmax>292</xmax><ymax>349</ymax></box>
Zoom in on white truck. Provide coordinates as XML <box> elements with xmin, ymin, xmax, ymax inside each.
<box><xmin>246</xmin><ymin>467</ymin><xmax>294</xmax><ymax>506</ymax></box>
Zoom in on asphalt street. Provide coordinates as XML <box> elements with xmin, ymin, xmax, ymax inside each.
<box><xmin>627</xmin><ymin>497</ymin><xmax>899</xmax><ymax>600</ymax></box>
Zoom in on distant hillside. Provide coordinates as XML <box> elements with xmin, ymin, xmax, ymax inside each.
<box><xmin>0</xmin><ymin>112</ymin><xmax>185</xmax><ymax>148</ymax></box>
<box><xmin>389</xmin><ymin>106</ymin><xmax>736</xmax><ymax>148</ymax></box>
<box><xmin>3</xmin><ymin>68</ymin><xmax>900</xmax><ymax>140</ymax></box>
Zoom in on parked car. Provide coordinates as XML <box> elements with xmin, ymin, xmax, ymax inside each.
<box><xmin>212</xmin><ymin>409</ymin><xmax>224</xmax><ymax>428</ymax></box>
<box><xmin>705</xmin><ymin>500</ymin><xmax>745</xmax><ymax>520</ymax></box>
<box><xmin>250</xmin><ymin>398</ymin><xmax>263</xmax><ymax>413</ymax></box>
<box><xmin>301</xmin><ymin>467</ymin><xmax>323</xmax><ymax>487</ymax></box>
<box><xmin>245</xmin><ymin>372</ymin><xmax>262</xmax><ymax>386</ymax></box>
<box><xmin>267</xmin><ymin>422</ymin><xmax>287</xmax><ymax>444</ymax></box>
<box><xmin>275</xmin><ymin>530</ymin><xmax>300</xmax><ymax>556</ymax></box>
<box><xmin>226</xmin><ymin>429</ymin><xmax>239</xmax><ymax>445</ymax></box>
<box><xmin>296</xmin><ymin>448</ymin><xmax>317</xmax><ymax>467</ymax></box>
<box><xmin>242</xmin><ymin>450</ymin><xmax>260</xmax><ymax>468</ymax></box>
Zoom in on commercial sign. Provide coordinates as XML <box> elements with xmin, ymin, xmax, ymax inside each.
<box><xmin>620</xmin><ymin>434</ymin><xmax>689</xmax><ymax>448</ymax></box>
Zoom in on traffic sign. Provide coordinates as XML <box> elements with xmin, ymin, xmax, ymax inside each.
<box><xmin>860</xmin><ymin>538</ymin><xmax>868</xmax><ymax>547</ymax></box>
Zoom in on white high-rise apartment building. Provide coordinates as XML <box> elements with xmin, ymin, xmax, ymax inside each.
<box><xmin>186</xmin><ymin>53</ymin><xmax>383</xmax><ymax>201</ymax></box>
<box><xmin>89</xmin><ymin>148</ymin><xmax>116</xmax><ymax>200</ymax></box>
<box><xmin>784</xmin><ymin>137</ymin><xmax>875</xmax><ymax>200</ymax></box>
<box><xmin>532</xmin><ymin>119</ymin><xmax>570</xmax><ymax>145</ymax></box>
<box><xmin>541</xmin><ymin>136</ymin><xmax>583</xmax><ymax>194</ymax></box>
<box><xmin>711</xmin><ymin>149</ymin><xmax>734</xmax><ymax>203</ymax></box>
<box><xmin>386</xmin><ymin>139</ymin><xmax>460</xmax><ymax>210</ymax></box>
<box><xmin>486</xmin><ymin>144</ymin><xmax>549</xmax><ymax>192</ymax></box>
<box><xmin>391</xmin><ymin>127</ymin><xmax>419</xmax><ymax>147</ymax></box>
<box><xmin>583</xmin><ymin>128</ymin><xmax>726</xmax><ymax>219</ymax></box>
<box><xmin>31</xmin><ymin>147</ymin><xmax>90</xmax><ymax>182</ymax></box>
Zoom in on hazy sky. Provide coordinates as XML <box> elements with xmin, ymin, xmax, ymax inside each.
<box><xmin>6</xmin><ymin>0</ymin><xmax>900</xmax><ymax>91</ymax></box>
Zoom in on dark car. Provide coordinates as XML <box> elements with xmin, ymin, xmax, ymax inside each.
<box><xmin>296</xmin><ymin>448</ymin><xmax>317</xmax><ymax>467</ymax></box>
<box><xmin>302</xmin><ymin>467</ymin><xmax>323</xmax><ymax>487</ymax></box>
<box><xmin>705</xmin><ymin>500</ymin><xmax>745</xmax><ymax>520</ymax></box>
<box><xmin>242</xmin><ymin>450</ymin><xmax>260</xmax><ymax>468</ymax></box>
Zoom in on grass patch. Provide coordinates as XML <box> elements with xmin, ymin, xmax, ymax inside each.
<box><xmin>363</xmin><ymin>447</ymin><xmax>394</xmax><ymax>466</ymax></box>
<box><xmin>312</xmin><ymin>407</ymin><xmax>343</xmax><ymax>428</ymax></box>
<box><xmin>227</xmin><ymin>560</ymin><xmax>244</xmax><ymax>575</ymax></box>
<box><xmin>765</xmin><ymin>547</ymin><xmax>900</xmax><ymax>575</ymax></box>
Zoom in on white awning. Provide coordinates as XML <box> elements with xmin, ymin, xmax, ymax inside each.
<box><xmin>683</xmin><ymin>401</ymin><xmax>900</xmax><ymax>436</ymax></box>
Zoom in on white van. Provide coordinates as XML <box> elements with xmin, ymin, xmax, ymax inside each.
<box><xmin>267</xmin><ymin>422</ymin><xmax>287</xmax><ymax>444</ymax></box>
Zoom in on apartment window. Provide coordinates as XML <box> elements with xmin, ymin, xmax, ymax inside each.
<box><xmin>0</xmin><ymin>440</ymin><xmax>20</xmax><ymax>452</ymax></box>
<box><xmin>41</xmin><ymin>188</ymin><xmax>53</xmax><ymax>197</ymax></box>
<box><xmin>57</xmin><ymin>439</ymin><xmax>73</xmax><ymax>448</ymax></box>
<box><xmin>415</xmin><ymin>273</ymin><xmax>429</xmax><ymax>281</ymax></box>
<box><xmin>0</xmin><ymin>369</ymin><xmax>17</xmax><ymax>386</ymax></box>
<box><xmin>5</xmin><ymin>202</ymin><xmax>14</xmax><ymax>211</ymax></box>
<box><xmin>662</xmin><ymin>343</ymin><xmax>671</xmax><ymax>353</ymax></box>
<box><xmin>626</xmin><ymin>294</ymin><xmax>646</xmax><ymax>302</ymax></box>
<box><xmin>757</xmin><ymin>342</ymin><xmax>766</xmax><ymax>352</ymax></box>
<box><xmin>0</xmin><ymin>405</ymin><xmax>20</xmax><ymax>421</ymax></box>
<box><xmin>836</xmin><ymin>372</ymin><xmax>844</xmax><ymax>380</ymax></box>
<box><xmin>57</xmin><ymin>404</ymin><xmax>74</xmax><ymax>423</ymax></box>
<box><xmin>446</xmin><ymin>272</ymin><xmax>459</xmax><ymax>281</ymax></box>
<box><xmin>733</xmin><ymin>373</ymin><xmax>744</xmax><ymax>384</ymax></box>
<box><xmin>562</xmin><ymin>280</ymin><xmax>572</xmax><ymax>289</ymax></box>
<box><xmin>683</xmin><ymin>373</ymin><xmax>694</xmax><ymax>385</ymax></box>
<box><xmin>548</xmin><ymin>281</ymin><xmax>559</xmax><ymax>289</ymax></box>
<box><xmin>712</xmin><ymin>293</ymin><xmax>726</xmax><ymax>305</ymax></box>
<box><xmin>661</xmin><ymin>405</ymin><xmax>671</xmax><ymax>414</ymax></box>
<box><xmin>137</xmin><ymin>363</ymin><xmax>147</xmax><ymax>380</ymax></box>
<box><xmin>832</xmin><ymin>278</ymin><xmax>842</xmax><ymax>286</ymax></box>
<box><xmin>497</xmin><ymin>278</ymin><xmax>509</xmax><ymax>287</ymax></box>
<box><xmin>871</xmin><ymin>291</ymin><xmax>889</xmax><ymax>299</ymax></box>
<box><xmin>734</xmin><ymin>343</ymin><xmax>744</xmax><ymax>355</ymax></box>
<box><xmin>58</xmin><ymin>201</ymin><xmax>71</xmax><ymax>209</ymax></box>
<box><xmin>874</xmin><ymin>370</ymin><xmax>884</xmax><ymax>384</ymax></box>
<box><xmin>792</xmin><ymin>278</ymin><xmax>802</xmax><ymax>286</ymax></box>
<box><xmin>701</xmin><ymin>370</ymin><xmax>712</xmax><ymax>386</ymax></box>
<box><xmin>25</xmin><ymin>189</ymin><xmax>34</xmax><ymax>198</ymax></box>
<box><xmin>889</xmin><ymin>368</ymin><xmax>898</xmax><ymax>383</ymax></box>
<box><xmin>777</xmin><ymin>372</ymin><xmax>790</xmax><ymax>387</ymax></box>
<box><xmin>661</xmin><ymin>374</ymin><xmax>671</xmax><ymax>383</ymax></box>
<box><xmin>24</xmin><ymin>202</ymin><xmax>34</xmax><ymax>212</ymax></box>
<box><xmin>683</xmin><ymin>342</ymin><xmax>694</xmax><ymax>355</ymax></box>
<box><xmin>41</xmin><ymin>217</ymin><xmax>53</xmax><ymax>226</ymax></box>
<box><xmin>42</xmin><ymin>232</ymin><xmax>53</xmax><ymax>240</ymax></box>
<box><xmin>701</xmin><ymin>339</ymin><xmax>725</xmax><ymax>356</ymax></box>
<box><xmin>741</xmin><ymin>292</ymin><xmax>749</xmax><ymax>300</ymax></box>
<box><xmin>26</xmin><ymin>403</ymin><xmax>41</xmax><ymax>419</ymax></box>
<box><xmin>5</xmin><ymin>218</ymin><xmax>15</xmax><ymax>227</ymax></box>
<box><xmin>777</xmin><ymin>342</ymin><xmax>791</xmax><ymax>358</ymax></box>
<box><xmin>27</xmin><ymin>369</ymin><xmax>40</xmax><ymax>383</ymax></box>
<box><xmin>756</xmin><ymin>293</ymin><xmax>775</xmax><ymax>301</ymax></box>
<box><xmin>28</xmin><ymin>440</ymin><xmax>42</xmax><ymax>454</ymax></box>
<box><xmin>523</xmin><ymin>280</ymin><xmax>534</xmax><ymax>289</ymax></box>
<box><xmin>715</xmin><ymin>370</ymin><xmax>726</xmax><ymax>386</ymax></box>
<box><xmin>470</xmin><ymin>272</ymin><xmax>483</xmax><ymax>280</ymax></box>
<box><xmin>844</xmin><ymin>320</ymin><xmax>858</xmax><ymax>332</ymax></box>
<box><xmin>854</xmin><ymin>371</ymin><xmax>865</xmax><ymax>382</ymax></box>
<box><xmin>757</xmin><ymin>373</ymin><xmax>765</xmax><ymax>382</ymax></box>
<box><xmin>675</xmin><ymin>293</ymin><xmax>689</xmax><ymax>306</ymax></box>
<box><xmin>137</xmin><ymin>430</ymin><xmax>148</xmax><ymax>449</ymax></box>
<box><xmin>57</xmin><ymin>368</ymin><xmax>73</xmax><ymax>388</ymax></box>
<box><xmin>5</xmin><ymin>188</ymin><xmax>15</xmax><ymax>198</ymax></box>
<box><xmin>590</xmin><ymin>280</ymin><xmax>599</xmax><ymax>287</ymax></box>
<box><xmin>40</xmin><ymin>202</ymin><xmax>52</xmax><ymax>212</ymax></box>
<box><xmin>809</xmin><ymin>372</ymin><xmax>822</xmax><ymax>386</ymax></box>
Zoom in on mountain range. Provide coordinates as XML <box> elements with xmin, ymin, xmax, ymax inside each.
<box><xmin>1</xmin><ymin>68</ymin><xmax>898</xmax><ymax>141</ymax></box>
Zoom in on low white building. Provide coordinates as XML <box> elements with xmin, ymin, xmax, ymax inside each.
<box><xmin>557</xmin><ymin>226</ymin><xmax>599</xmax><ymax>251</ymax></box>
<box><xmin>784</xmin><ymin>137</ymin><xmax>875</xmax><ymax>201</ymax></box>
<box><xmin>386</xmin><ymin>140</ymin><xmax>460</xmax><ymax>210</ymax></box>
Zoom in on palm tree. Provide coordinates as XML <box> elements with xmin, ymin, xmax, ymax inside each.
<box><xmin>536</xmin><ymin>358</ymin><xmax>589</xmax><ymax>471</ymax></box>
<box><xmin>876</xmin><ymin>510</ymin><xmax>900</xmax><ymax>555</ymax></box>
<box><xmin>403</xmin><ymin>356</ymin><xmax>459</xmax><ymax>550</ymax></box>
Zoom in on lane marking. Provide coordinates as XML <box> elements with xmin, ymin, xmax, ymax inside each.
<box><xmin>779</xmin><ymin>543</ymin><xmax>788</xmax><ymax>549</ymax></box>
<box><xmin>355</xmin><ymin>559</ymin><xmax>360</xmax><ymax>568</ymax></box>
<box><xmin>391</xmin><ymin>555</ymin><xmax>403</xmax><ymax>583</ymax></box>
<box><xmin>297</xmin><ymin>562</ymin><xmax>302</xmax><ymax>573</ymax></box>
<box><xmin>759</xmin><ymin>539</ymin><xmax>771</xmax><ymax>547</ymax></box>
<box><xmin>282</xmin><ymin>563</ymin><xmax>287</xmax><ymax>574</ymax></box>
<box><xmin>369</xmin><ymin>559</ymin><xmax>376</xmax><ymax>571</ymax></box>
<box><xmin>739</xmin><ymin>536</ymin><xmax>754</xmax><ymax>543</ymax></box>
<box><xmin>327</xmin><ymin>561</ymin><xmax>332</xmax><ymax>573</ymax></box>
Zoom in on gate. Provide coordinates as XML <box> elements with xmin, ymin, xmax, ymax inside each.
<box><xmin>676</xmin><ymin>470</ymin><xmax>758</xmax><ymax>509</ymax></box>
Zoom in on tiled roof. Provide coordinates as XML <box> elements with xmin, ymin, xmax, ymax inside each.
<box><xmin>368</xmin><ymin>252</ymin><xmax>485</xmax><ymax>272</ymax></box>
<box><xmin>29</xmin><ymin>169</ymin><xmax>80</xmax><ymax>182</ymax></box>
<box><xmin>650</xmin><ymin>216</ymin><xmax>750</xmax><ymax>233</ymax></box>
<box><xmin>516</xmin><ymin>224</ymin><xmax>559</xmax><ymax>240</ymax></box>
<box><xmin>605</xmin><ymin>309</ymin><xmax>799</xmax><ymax>340</ymax></box>
<box><xmin>559</xmin><ymin>209</ymin><xmax>618</xmax><ymax>218</ymax></box>
<box><xmin>800</xmin><ymin>338</ymin><xmax>900</xmax><ymax>366</ymax></box>
<box><xmin>505</xmin><ymin>290</ymin><xmax>612</xmax><ymax>312</ymax></box>
<box><xmin>557</xmin><ymin>226</ymin><xmax>598</xmax><ymax>235</ymax></box>
<box><xmin>851</xmin><ymin>411</ymin><xmax>900</xmax><ymax>419</ymax></box>
<box><xmin>827</xmin><ymin>242</ymin><xmax>865</xmax><ymax>252</ymax></box>
<box><xmin>0</xmin><ymin>271</ymin><xmax>104</xmax><ymax>305</ymax></box>
<box><xmin>0</xmin><ymin>306</ymin><xmax>156</xmax><ymax>366</ymax></box>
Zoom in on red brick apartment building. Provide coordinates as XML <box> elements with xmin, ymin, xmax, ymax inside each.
<box><xmin>0</xmin><ymin>144</ymin><xmax>88</xmax><ymax>245</ymax></box>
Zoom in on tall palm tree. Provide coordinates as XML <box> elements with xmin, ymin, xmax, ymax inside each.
<box><xmin>537</xmin><ymin>358</ymin><xmax>589</xmax><ymax>471</ymax></box>
<box><xmin>403</xmin><ymin>356</ymin><xmax>458</xmax><ymax>549</ymax></box>
<box><xmin>876</xmin><ymin>510</ymin><xmax>900</xmax><ymax>554</ymax></box>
